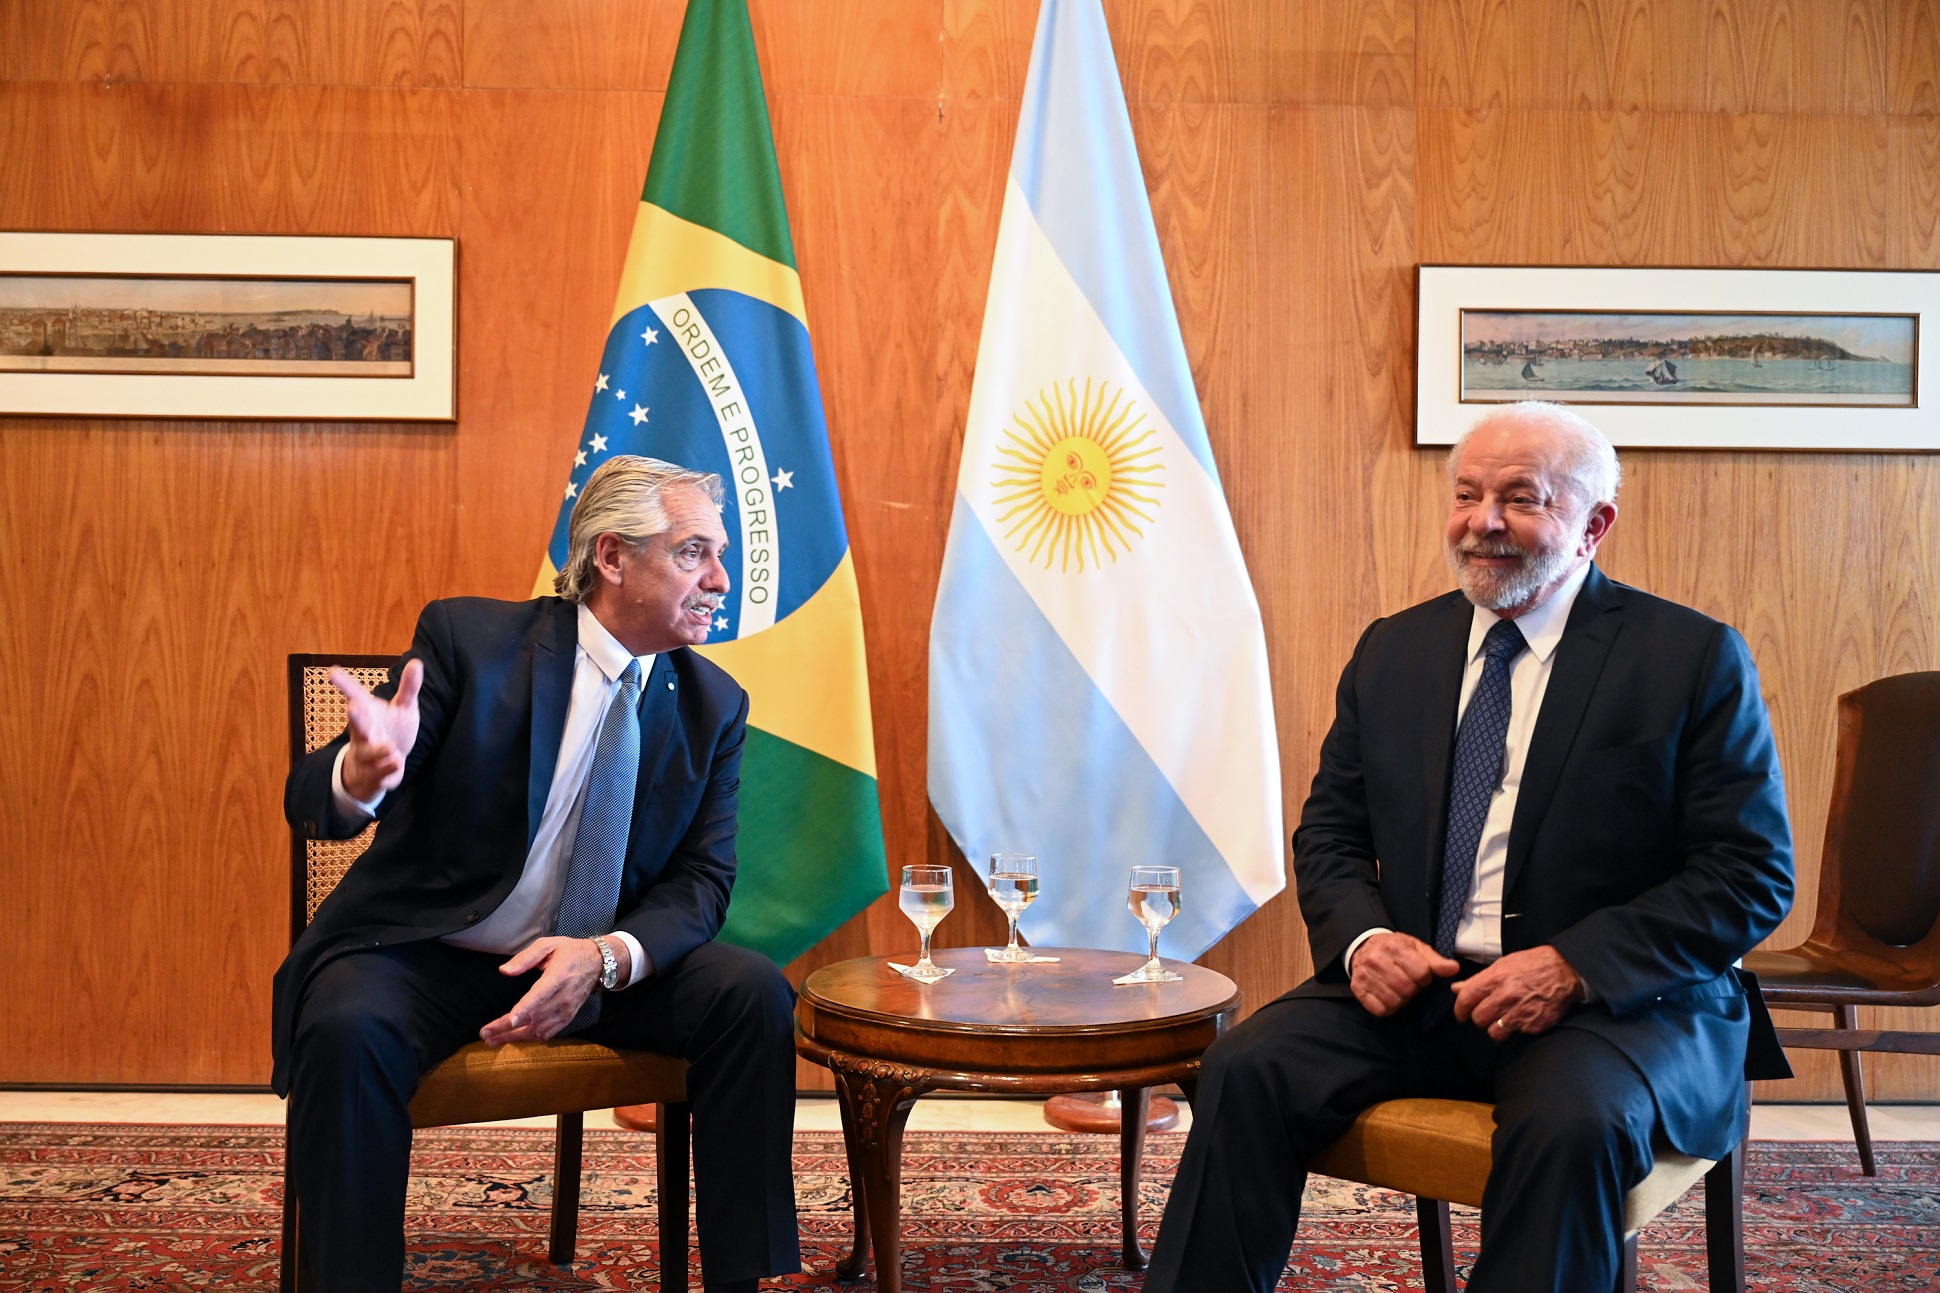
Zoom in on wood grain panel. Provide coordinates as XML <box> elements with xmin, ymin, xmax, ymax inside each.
<box><xmin>1421</xmin><ymin>0</ymin><xmax>1891</xmax><ymax>113</ymax></box>
<box><xmin>0</xmin><ymin>76</ymin><xmax>459</xmax><ymax>1084</ymax></box>
<box><xmin>460</xmin><ymin>0</ymin><xmax>685</xmax><ymax>92</ymax></box>
<box><xmin>3</xmin><ymin>0</ymin><xmax>461</xmax><ymax>87</ymax></box>
<box><xmin>454</xmin><ymin>87</ymin><xmax>666</xmax><ymax>601</ymax></box>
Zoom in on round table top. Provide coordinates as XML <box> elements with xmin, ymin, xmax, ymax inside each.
<box><xmin>797</xmin><ymin>948</ymin><xmax>1241</xmax><ymax>1081</ymax></box>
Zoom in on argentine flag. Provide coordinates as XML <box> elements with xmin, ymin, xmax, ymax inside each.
<box><xmin>928</xmin><ymin>0</ymin><xmax>1284</xmax><ymax>959</ymax></box>
<box><xmin>537</xmin><ymin>0</ymin><xmax>887</xmax><ymax>966</ymax></box>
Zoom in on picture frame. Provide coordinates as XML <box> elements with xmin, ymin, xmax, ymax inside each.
<box><xmin>1416</xmin><ymin>265</ymin><xmax>1940</xmax><ymax>450</ymax></box>
<box><xmin>0</xmin><ymin>232</ymin><xmax>455</xmax><ymax>421</ymax></box>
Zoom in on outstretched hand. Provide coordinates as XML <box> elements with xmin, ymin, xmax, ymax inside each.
<box><xmin>479</xmin><ymin>937</ymin><xmax>606</xmax><ymax>1045</ymax></box>
<box><xmin>331</xmin><ymin>659</ymin><xmax>423</xmax><ymax>803</ymax></box>
<box><xmin>1351</xmin><ymin>932</ymin><xmax>1460</xmax><ymax>1016</ymax></box>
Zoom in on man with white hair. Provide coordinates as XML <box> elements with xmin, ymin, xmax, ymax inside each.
<box><xmin>1145</xmin><ymin>402</ymin><xmax>1795</xmax><ymax>1291</ymax></box>
<box><xmin>274</xmin><ymin>456</ymin><xmax>799</xmax><ymax>1293</ymax></box>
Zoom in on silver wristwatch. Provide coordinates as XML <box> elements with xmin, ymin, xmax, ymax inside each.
<box><xmin>591</xmin><ymin>935</ymin><xmax>619</xmax><ymax>991</ymax></box>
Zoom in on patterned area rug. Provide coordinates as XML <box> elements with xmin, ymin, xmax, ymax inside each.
<box><xmin>1</xmin><ymin>1123</ymin><xmax>1935</xmax><ymax>1290</ymax></box>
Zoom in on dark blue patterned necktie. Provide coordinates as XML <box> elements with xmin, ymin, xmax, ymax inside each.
<box><xmin>553</xmin><ymin>658</ymin><xmax>642</xmax><ymax>1032</ymax></box>
<box><xmin>1434</xmin><ymin>618</ymin><xmax>1527</xmax><ymax>958</ymax></box>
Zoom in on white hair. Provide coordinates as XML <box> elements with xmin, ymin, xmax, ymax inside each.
<box><xmin>1447</xmin><ymin>400</ymin><xmax>1622</xmax><ymax>511</ymax></box>
<box><xmin>553</xmin><ymin>455</ymin><xmax>724</xmax><ymax>603</ymax></box>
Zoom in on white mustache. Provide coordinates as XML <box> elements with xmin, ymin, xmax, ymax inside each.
<box><xmin>1456</xmin><ymin>537</ymin><xmax>1528</xmax><ymax>560</ymax></box>
<box><xmin>683</xmin><ymin>593</ymin><xmax>726</xmax><ymax>613</ymax></box>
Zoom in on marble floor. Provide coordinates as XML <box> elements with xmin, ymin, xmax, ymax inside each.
<box><xmin>1</xmin><ymin>1090</ymin><xmax>1936</xmax><ymax>1141</ymax></box>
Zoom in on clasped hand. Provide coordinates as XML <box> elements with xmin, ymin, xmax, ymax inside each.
<box><xmin>1350</xmin><ymin>932</ymin><xmax>1583</xmax><ymax>1039</ymax></box>
<box><xmin>330</xmin><ymin>660</ymin><xmax>425</xmax><ymax>803</ymax></box>
<box><xmin>479</xmin><ymin>936</ymin><xmax>625</xmax><ymax>1046</ymax></box>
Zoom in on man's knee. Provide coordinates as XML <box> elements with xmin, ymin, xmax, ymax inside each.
<box><xmin>684</xmin><ymin>941</ymin><xmax>796</xmax><ymax>1037</ymax></box>
<box><xmin>1492</xmin><ymin>1076</ymin><xmax>1654</xmax><ymax>1176</ymax></box>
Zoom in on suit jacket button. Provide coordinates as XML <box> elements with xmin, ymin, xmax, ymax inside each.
<box><xmin>464</xmin><ymin>912</ymin><xmax>479</xmax><ymax>925</ymax></box>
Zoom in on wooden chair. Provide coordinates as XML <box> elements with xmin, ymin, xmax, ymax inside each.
<box><xmin>280</xmin><ymin>654</ymin><xmax>693</xmax><ymax>1293</ymax></box>
<box><xmin>1742</xmin><ymin>672</ymin><xmax>1940</xmax><ymax>1176</ymax></box>
<box><xmin>1309</xmin><ymin>1097</ymin><xmax>1743</xmax><ymax>1292</ymax></box>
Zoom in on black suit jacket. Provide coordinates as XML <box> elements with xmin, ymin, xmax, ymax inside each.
<box><xmin>1291</xmin><ymin>566</ymin><xmax>1794</xmax><ymax>1160</ymax></box>
<box><xmin>271</xmin><ymin>596</ymin><xmax>750</xmax><ymax>1096</ymax></box>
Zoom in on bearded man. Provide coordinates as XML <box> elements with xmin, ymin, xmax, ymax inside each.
<box><xmin>273</xmin><ymin>456</ymin><xmax>800</xmax><ymax>1293</ymax></box>
<box><xmin>1143</xmin><ymin>402</ymin><xmax>1794</xmax><ymax>1292</ymax></box>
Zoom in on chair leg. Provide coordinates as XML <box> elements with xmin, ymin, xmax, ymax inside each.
<box><xmin>656</xmin><ymin>1101</ymin><xmax>692</xmax><ymax>1293</ymax></box>
<box><xmin>1416</xmin><ymin>1197</ymin><xmax>1456</xmax><ymax>1293</ymax></box>
<box><xmin>1703</xmin><ymin>1142</ymin><xmax>1746</xmax><ymax>1293</ymax></box>
<box><xmin>280</xmin><ymin>1124</ymin><xmax>306</xmax><ymax>1293</ymax></box>
<box><xmin>548</xmin><ymin>1111</ymin><xmax>585</xmax><ymax>1266</ymax></box>
<box><xmin>1615</xmin><ymin>1233</ymin><xmax>1637</xmax><ymax>1293</ymax></box>
<box><xmin>1833</xmin><ymin>1005</ymin><xmax>1878</xmax><ymax>1176</ymax></box>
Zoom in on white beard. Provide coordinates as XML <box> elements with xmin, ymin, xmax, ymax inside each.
<box><xmin>1445</xmin><ymin>534</ymin><xmax>1580</xmax><ymax>612</ymax></box>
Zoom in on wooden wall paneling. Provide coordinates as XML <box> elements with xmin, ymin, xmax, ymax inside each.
<box><xmin>1889</xmin><ymin>0</ymin><xmax>1940</xmax><ymax>115</ymax></box>
<box><xmin>1192</xmin><ymin>103</ymin><xmax>1420</xmax><ymax>1012</ymax></box>
<box><xmin>452</xmin><ymin>87</ymin><xmax>667</xmax><ymax>601</ymax></box>
<box><xmin>1271</xmin><ymin>0</ymin><xmax>1416</xmax><ymax>109</ymax></box>
<box><xmin>1107</xmin><ymin>1</ymin><xmax>1275</xmax><ymax>105</ymax></box>
<box><xmin>1418</xmin><ymin>0</ymin><xmax>1889</xmax><ymax>114</ymax></box>
<box><xmin>3</xmin><ymin>0</ymin><xmax>462</xmax><ymax>87</ymax></box>
<box><xmin>760</xmin><ymin>89</ymin><xmax>957</xmax><ymax>1084</ymax></box>
<box><xmin>0</xmin><ymin>72</ymin><xmax>461</xmax><ymax>1083</ymax></box>
<box><xmin>460</xmin><ymin>0</ymin><xmax>685</xmax><ymax>92</ymax></box>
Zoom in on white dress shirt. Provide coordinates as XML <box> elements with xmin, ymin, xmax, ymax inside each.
<box><xmin>1343</xmin><ymin>561</ymin><xmax>1591</xmax><ymax>973</ymax></box>
<box><xmin>331</xmin><ymin>603</ymin><xmax>655</xmax><ymax>987</ymax></box>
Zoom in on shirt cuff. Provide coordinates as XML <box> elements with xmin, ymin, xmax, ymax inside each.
<box><xmin>330</xmin><ymin>747</ymin><xmax>385</xmax><ymax>819</ymax></box>
<box><xmin>1343</xmin><ymin>927</ymin><xmax>1393</xmax><ymax>977</ymax></box>
<box><xmin>610</xmin><ymin>931</ymin><xmax>651</xmax><ymax>989</ymax></box>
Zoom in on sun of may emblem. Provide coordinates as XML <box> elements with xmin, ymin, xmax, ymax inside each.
<box><xmin>991</xmin><ymin>378</ymin><xmax>1165</xmax><ymax>572</ymax></box>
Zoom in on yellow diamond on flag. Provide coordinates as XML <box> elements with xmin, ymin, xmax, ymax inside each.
<box><xmin>991</xmin><ymin>377</ymin><xmax>1164</xmax><ymax>573</ymax></box>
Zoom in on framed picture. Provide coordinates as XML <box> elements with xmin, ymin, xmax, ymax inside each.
<box><xmin>0</xmin><ymin>232</ymin><xmax>455</xmax><ymax>420</ymax></box>
<box><xmin>1416</xmin><ymin>265</ymin><xmax>1940</xmax><ymax>450</ymax></box>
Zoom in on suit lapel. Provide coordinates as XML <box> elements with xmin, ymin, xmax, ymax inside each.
<box><xmin>632</xmin><ymin>651</ymin><xmax>681</xmax><ymax>803</ymax></box>
<box><xmin>1502</xmin><ymin>565</ymin><xmax>1625</xmax><ymax>899</ymax></box>
<box><xmin>527</xmin><ymin>601</ymin><xmax>578</xmax><ymax>850</ymax></box>
<box><xmin>1419</xmin><ymin>593</ymin><xmax>1475</xmax><ymax>905</ymax></box>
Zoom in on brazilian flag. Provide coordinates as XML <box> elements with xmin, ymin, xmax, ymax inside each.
<box><xmin>536</xmin><ymin>0</ymin><xmax>888</xmax><ymax>965</ymax></box>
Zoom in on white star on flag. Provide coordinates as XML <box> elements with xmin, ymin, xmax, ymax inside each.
<box><xmin>574</xmin><ymin>450</ymin><xmax>587</xmax><ymax>467</ymax></box>
<box><xmin>642</xmin><ymin>327</ymin><xmax>659</xmax><ymax>346</ymax></box>
<box><xmin>594</xmin><ymin>373</ymin><xmax>609</xmax><ymax>393</ymax></box>
<box><xmin>772</xmin><ymin>468</ymin><xmax>794</xmax><ymax>490</ymax></box>
<box><xmin>629</xmin><ymin>404</ymin><xmax>650</xmax><ymax>426</ymax></box>
<box><xmin>614</xmin><ymin>389</ymin><xmax>626</xmax><ymax>400</ymax></box>
<box><xmin>714</xmin><ymin>615</ymin><xmax>729</xmax><ymax>631</ymax></box>
<box><xmin>590</xmin><ymin>433</ymin><xmax>609</xmax><ymax>453</ymax></box>
<box><xmin>564</xmin><ymin>481</ymin><xmax>577</xmax><ymax>499</ymax></box>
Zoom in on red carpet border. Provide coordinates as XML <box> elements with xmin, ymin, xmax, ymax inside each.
<box><xmin>1</xmin><ymin>1123</ymin><xmax>1935</xmax><ymax>1290</ymax></box>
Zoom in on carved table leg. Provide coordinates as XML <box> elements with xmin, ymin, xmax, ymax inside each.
<box><xmin>1119</xmin><ymin>1087</ymin><xmax>1151</xmax><ymax>1270</ymax></box>
<box><xmin>829</xmin><ymin>1055</ymin><xmax>932</xmax><ymax>1293</ymax></box>
<box><xmin>831</xmin><ymin>1077</ymin><xmax>870</xmax><ymax>1280</ymax></box>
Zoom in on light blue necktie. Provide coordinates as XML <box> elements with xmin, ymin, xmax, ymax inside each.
<box><xmin>553</xmin><ymin>658</ymin><xmax>642</xmax><ymax>1032</ymax></box>
<box><xmin>1434</xmin><ymin>619</ymin><xmax>1527</xmax><ymax>958</ymax></box>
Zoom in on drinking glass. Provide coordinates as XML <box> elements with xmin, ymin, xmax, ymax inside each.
<box><xmin>897</xmin><ymin>864</ymin><xmax>955</xmax><ymax>983</ymax></box>
<box><xmin>1116</xmin><ymin>865</ymin><xmax>1184</xmax><ymax>984</ymax></box>
<box><xmin>984</xmin><ymin>852</ymin><xmax>1040</xmax><ymax>963</ymax></box>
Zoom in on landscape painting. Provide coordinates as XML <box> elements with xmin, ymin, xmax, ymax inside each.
<box><xmin>1460</xmin><ymin>310</ymin><xmax>1916</xmax><ymax>407</ymax></box>
<box><xmin>0</xmin><ymin>274</ymin><xmax>414</xmax><ymax>378</ymax></box>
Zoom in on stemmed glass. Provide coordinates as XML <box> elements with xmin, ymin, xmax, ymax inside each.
<box><xmin>1114</xmin><ymin>865</ymin><xmax>1184</xmax><ymax>984</ymax></box>
<box><xmin>897</xmin><ymin>864</ymin><xmax>955</xmax><ymax>983</ymax></box>
<box><xmin>984</xmin><ymin>852</ymin><xmax>1039</xmax><ymax>963</ymax></box>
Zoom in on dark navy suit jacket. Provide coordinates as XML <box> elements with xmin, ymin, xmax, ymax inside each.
<box><xmin>272</xmin><ymin>596</ymin><xmax>749</xmax><ymax>1096</ymax></box>
<box><xmin>1290</xmin><ymin>565</ymin><xmax>1795</xmax><ymax>1160</ymax></box>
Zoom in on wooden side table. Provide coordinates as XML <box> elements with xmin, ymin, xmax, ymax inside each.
<box><xmin>796</xmin><ymin>948</ymin><xmax>1240</xmax><ymax>1293</ymax></box>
